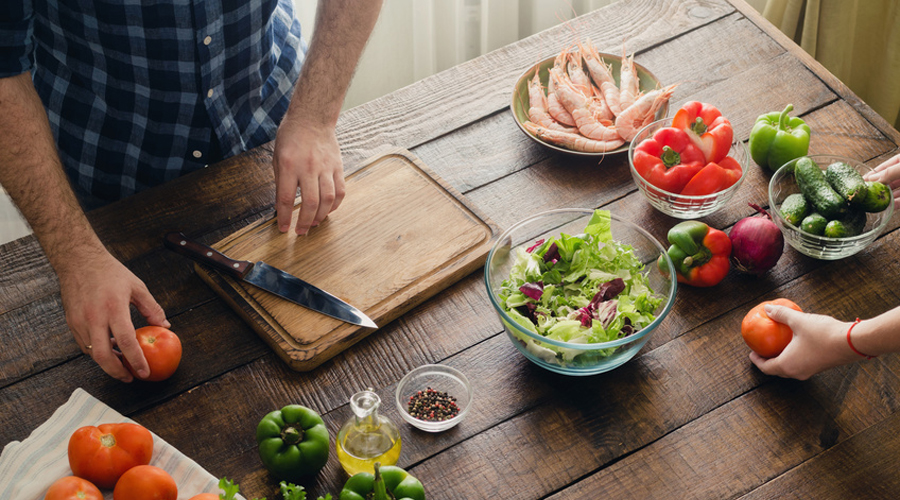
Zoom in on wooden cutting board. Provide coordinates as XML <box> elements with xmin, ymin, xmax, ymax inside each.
<box><xmin>194</xmin><ymin>147</ymin><xmax>498</xmax><ymax>371</ymax></box>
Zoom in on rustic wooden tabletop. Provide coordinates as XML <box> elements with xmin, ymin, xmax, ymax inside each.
<box><xmin>3</xmin><ymin>0</ymin><xmax>900</xmax><ymax>498</ymax></box>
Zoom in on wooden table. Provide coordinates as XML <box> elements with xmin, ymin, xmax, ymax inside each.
<box><xmin>3</xmin><ymin>0</ymin><xmax>900</xmax><ymax>497</ymax></box>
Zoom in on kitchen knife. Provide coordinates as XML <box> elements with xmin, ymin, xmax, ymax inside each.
<box><xmin>164</xmin><ymin>232</ymin><xmax>377</xmax><ymax>328</ymax></box>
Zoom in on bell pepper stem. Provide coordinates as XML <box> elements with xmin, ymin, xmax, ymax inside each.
<box><xmin>661</xmin><ymin>146</ymin><xmax>682</xmax><ymax>169</ymax></box>
<box><xmin>280</xmin><ymin>425</ymin><xmax>304</xmax><ymax>446</ymax></box>
<box><xmin>373</xmin><ymin>463</ymin><xmax>391</xmax><ymax>500</ymax></box>
<box><xmin>778</xmin><ymin>104</ymin><xmax>794</xmax><ymax>131</ymax></box>
<box><xmin>691</xmin><ymin>116</ymin><xmax>707</xmax><ymax>135</ymax></box>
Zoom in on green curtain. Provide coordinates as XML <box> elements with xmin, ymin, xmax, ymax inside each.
<box><xmin>762</xmin><ymin>0</ymin><xmax>900</xmax><ymax>130</ymax></box>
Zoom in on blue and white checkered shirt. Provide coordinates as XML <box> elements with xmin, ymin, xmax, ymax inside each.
<box><xmin>1</xmin><ymin>0</ymin><xmax>305</xmax><ymax>202</ymax></box>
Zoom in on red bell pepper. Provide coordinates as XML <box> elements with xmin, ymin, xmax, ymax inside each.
<box><xmin>672</xmin><ymin>101</ymin><xmax>734</xmax><ymax>164</ymax></box>
<box><xmin>632</xmin><ymin>127</ymin><xmax>706</xmax><ymax>194</ymax></box>
<box><xmin>657</xmin><ymin>221</ymin><xmax>731</xmax><ymax>287</ymax></box>
<box><xmin>681</xmin><ymin>156</ymin><xmax>743</xmax><ymax>196</ymax></box>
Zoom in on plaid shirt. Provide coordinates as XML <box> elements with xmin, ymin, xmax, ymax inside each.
<box><xmin>0</xmin><ymin>0</ymin><xmax>305</xmax><ymax>202</ymax></box>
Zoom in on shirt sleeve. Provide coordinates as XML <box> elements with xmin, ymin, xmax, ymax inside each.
<box><xmin>0</xmin><ymin>0</ymin><xmax>35</xmax><ymax>78</ymax></box>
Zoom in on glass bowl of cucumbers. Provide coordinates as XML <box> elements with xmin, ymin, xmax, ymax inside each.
<box><xmin>769</xmin><ymin>154</ymin><xmax>893</xmax><ymax>260</ymax></box>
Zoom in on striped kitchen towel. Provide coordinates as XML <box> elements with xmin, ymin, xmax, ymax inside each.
<box><xmin>0</xmin><ymin>387</ymin><xmax>243</xmax><ymax>500</ymax></box>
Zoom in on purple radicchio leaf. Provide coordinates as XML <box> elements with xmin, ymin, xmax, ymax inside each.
<box><xmin>594</xmin><ymin>299</ymin><xmax>618</xmax><ymax>329</ymax></box>
<box><xmin>620</xmin><ymin>317</ymin><xmax>634</xmax><ymax>337</ymax></box>
<box><xmin>519</xmin><ymin>281</ymin><xmax>544</xmax><ymax>301</ymax></box>
<box><xmin>594</xmin><ymin>278</ymin><xmax>625</xmax><ymax>304</ymax></box>
<box><xmin>526</xmin><ymin>239</ymin><xmax>545</xmax><ymax>253</ymax></box>
<box><xmin>576</xmin><ymin>307</ymin><xmax>593</xmax><ymax>327</ymax></box>
<box><xmin>543</xmin><ymin>242</ymin><xmax>560</xmax><ymax>263</ymax></box>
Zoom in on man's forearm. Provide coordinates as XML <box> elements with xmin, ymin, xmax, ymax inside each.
<box><xmin>285</xmin><ymin>0</ymin><xmax>383</xmax><ymax>127</ymax></box>
<box><xmin>0</xmin><ymin>72</ymin><xmax>106</xmax><ymax>272</ymax></box>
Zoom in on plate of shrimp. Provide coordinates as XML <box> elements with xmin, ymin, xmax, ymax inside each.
<box><xmin>511</xmin><ymin>39</ymin><xmax>675</xmax><ymax>156</ymax></box>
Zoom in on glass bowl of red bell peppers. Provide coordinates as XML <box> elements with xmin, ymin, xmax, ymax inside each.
<box><xmin>628</xmin><ymin>104</ymin><xmax>748</xmax><ymax>219</ymax></box>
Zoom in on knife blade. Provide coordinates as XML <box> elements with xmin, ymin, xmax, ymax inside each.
<box><xmin>164</xmin><ymin>232</ymin><xmax>377</xmax><ymax>328</ymax></box>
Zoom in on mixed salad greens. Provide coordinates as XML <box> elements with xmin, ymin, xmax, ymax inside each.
<box><xmin>497</xmin><ymin>209</ymin><xmax>664</xmax><ymax>366</ymax></box>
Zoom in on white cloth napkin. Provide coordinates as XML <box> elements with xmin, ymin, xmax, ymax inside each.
<box><xmin>0</xmin><ymin>387</ymin><xmax>244</xmax><ymax>500</ymax></box>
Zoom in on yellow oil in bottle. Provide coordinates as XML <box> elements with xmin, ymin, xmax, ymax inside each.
<box><xmin>337</xmin><ymin>388</ymin><xmax>402</xmax><ymax>476</ymax></box>
<box><xmin>336</xmin><ymin>424</ymin><xmax>402</xmax><ymax>476</ymax></box>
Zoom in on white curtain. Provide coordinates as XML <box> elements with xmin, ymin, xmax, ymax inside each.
<box><xmin>295</xmin><ymin>0</ymin><xmax>618</xmax><ymax>110</ymax></box>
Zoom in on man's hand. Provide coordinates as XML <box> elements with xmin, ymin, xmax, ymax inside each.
<box><xmin>273</xmin><ymin>118</ymin><xmax>345</xmax><ymax>235</ymax></box>
<box><xmin>57</xmin><ymin>249</ymin><xmax>170</xmax><ymax>382</ymax></box>
<box><xmin>273</xmin><ymin>0</ymin><xmax>382</xmax><ymax>235</ymax></box>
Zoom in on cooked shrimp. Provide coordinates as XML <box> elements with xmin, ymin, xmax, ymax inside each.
<box><xmin>548</xmin><ymin>49</ymin><xmax>576</xmax><ymax>127</ymax></box>
<box><xmin>618</xmin><ymin>46</ymin><xmax>640</xmax><ymax>110</ymax></box>
<box><xmin>579</xmin><ymin>39</ymin><xmax>622</xmax><ymax>116</ymax></box>
<box><xmin>566</xmin><ymin>50</ymin><xmax>593</xmax><ymax>97</ymax></box>
<box><xmin>551</xmin><ymin>68</ymin><xmax>622</xmax><ymax>142</ymax></box>
<box><xmin>615</xmin><ymin>84</ymin><xmax>678</xmax><ymax>142</ymax></box>
<box><xmin>527</xmin><ymin>72</ymin><xmax>577</xmax><ymax>133</ymax></box>
<box><xmin>523</xmin><ymin>121</ymin><xmax>625</xmax><ymax>153</ymax></box>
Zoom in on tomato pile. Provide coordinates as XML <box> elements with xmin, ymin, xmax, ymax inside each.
<box><xmin>632</xmin><ymin>101</ymin><xmax>742</xmax><ymax>196</ymax></box>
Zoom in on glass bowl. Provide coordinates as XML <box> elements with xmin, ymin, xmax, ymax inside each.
<box><xmin>768</xmin><ymin>154</ymin><xmax>893</xmax><ymax>260</ymax></box>
<box><xmin>483</xmin><ymin>209</ymin><xmax>677</xmax><ymax>376</ymax></box>
<box><xmin>510</xmin><ymin>53</ymin><xmax>667</xmax><ymax>157</ymax></box>
<box><xmin>628</xmin><ymin>117</ymin><xmax>748</xmax><ymax>218</ymax></box>
<box><xmin>395</xmin><ymin>364</ymin><xmax>472</xmax><ymax>433</ymax></box>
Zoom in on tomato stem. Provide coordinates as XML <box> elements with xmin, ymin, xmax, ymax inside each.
<box><xmin>99</xmin><ymin>433</ymin><xmax>117</xmax><ymax>448</ymax></box>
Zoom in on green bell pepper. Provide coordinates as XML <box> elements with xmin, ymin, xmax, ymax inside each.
<box><xmin>256</xmin><ymin>405</ymin><xmax>330</xmax><ymax>482</ymax></box>
<box><xmin>339</xmin><ymin>463</ymin><xmax>425</xmax><ymax>500</ymax></box>
<box><xmin>749</xmin><ymin>104</ymin><xmax>811</xmax><ymax>171</ymax></box>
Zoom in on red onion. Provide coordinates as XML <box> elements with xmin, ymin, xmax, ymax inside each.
<box><xmin>729</xmin><ymin>203</ymin><xmax>784</xmax><ymax>275</ymax></box>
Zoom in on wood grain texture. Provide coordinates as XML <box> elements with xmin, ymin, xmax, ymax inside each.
<box><xmin>2</xmin><ymin>2</ymin><xmax>900</xmax><ymax>499</ymax></box>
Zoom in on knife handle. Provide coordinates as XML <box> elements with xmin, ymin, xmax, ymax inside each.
<box><xmin>163</xmin><ymin>232</ymin><xmax>252</xmax><ymax>279</ymax></box>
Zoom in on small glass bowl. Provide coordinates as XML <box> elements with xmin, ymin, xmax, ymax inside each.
<box><xmin>395</xmin><ymin>364</ymin><xmax>472</xmax><ymax>433</ymax></box>
<box><xmin>769</xmin><ymin>154</ymin><xmax>893</xmax><ymax>260</ymax></box>
<box><xmin>628</xmin><ymin>117</ymin><xmax>748</xmax><ymax>219</ymax></box>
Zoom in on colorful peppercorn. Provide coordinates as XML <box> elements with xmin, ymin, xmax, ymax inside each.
<box><xmin>407</xmin><ymin>387</ymin><xmax>460</xmax><ymax>421</ymax></box>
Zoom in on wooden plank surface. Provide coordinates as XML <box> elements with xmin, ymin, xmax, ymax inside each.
<box><xmin>2</xmin><ymin>1</ymin><xmax>900</xmax><ymax>499</ymax></box>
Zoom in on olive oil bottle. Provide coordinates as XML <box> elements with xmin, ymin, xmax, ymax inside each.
<box><xmin>336</xmin><ymin>388</ymin><xmax>401</xmax><ymax>476</ymax></box>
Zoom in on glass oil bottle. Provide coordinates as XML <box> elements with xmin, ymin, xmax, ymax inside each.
<box><xmin>336</xmin><ymin>388</ymin><xmax>402</xmax><ymax>476</ymax></box>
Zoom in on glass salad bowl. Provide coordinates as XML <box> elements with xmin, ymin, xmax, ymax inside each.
<box><xmin>484</xmin><ymin>209</ymin><xmax>677</xmax><ymax>376</ymax></box>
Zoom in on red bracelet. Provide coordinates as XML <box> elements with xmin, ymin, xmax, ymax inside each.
<box><xmin>847</xmin><ymin>318</ymin><xmax>876</xmax><ymax>360</ymax></box>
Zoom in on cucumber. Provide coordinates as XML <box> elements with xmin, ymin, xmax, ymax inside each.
<box><xmin>861</xmin><ymin>181</ymin><xmax>891</xmax><ymax>212</ymax></box>
<box><xmin>779</xmin><ymin>193</ymin><xmax>809</xmax><ymax>226</ymax></box>
<box><xmin>794</xmin><ymin>157</ymin><xmax>848</xmax><ymax>219</ymax></box>
<box><xmin>824</xmin><ymin>209</ymin><xmax>867</xmax><ymax>238</ymax></box>
<box><xmin>825</xmin><ymin>161</ymin><xmax>868</xmax><ymax>206</ymax></box>
<box><xmin>800</xmin><ymin>212</ymin><xmax>827</xmax><ymax>235</ymax></box>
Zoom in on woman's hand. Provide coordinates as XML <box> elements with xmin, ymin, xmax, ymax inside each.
<box><xmin>748</xmin><ymin>304</ymin><xmax>860</xmax><ymax>380</ymax></box>
<box><xmin>864</xmin><ymin>153</ymin><xmax>900</xmax><ymax>209</ymax></box>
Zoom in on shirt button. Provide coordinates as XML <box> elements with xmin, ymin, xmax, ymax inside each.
<box><xmin>203</xmin><ymin>36</ymin><xmax>212</xmax><ymax>45</ymax></box>
<box><xmin>193</xmin><ymin>150</ymin><xmax>202</xmax><ymax>158</ymax></box>
<box><xmin>207</xmin><ymin>89</ymin><xmax>215</xmax><ymax>98</ymax></box>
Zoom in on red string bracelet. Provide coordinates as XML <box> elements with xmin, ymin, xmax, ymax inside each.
<box><xmin>847</xmin><ymin>318</ymin><xmax>876</xmax><ymax>360</ymax></box>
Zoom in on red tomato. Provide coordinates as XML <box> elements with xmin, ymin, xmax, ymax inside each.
<box><xmin>187</xmin><ymin>494</ymin><xmax>220</xmax><ymax>500</ymax></box>
<box><xmin>113</xmin><ymin>465</ymin><xmax>177</xmax><ymax>500</ymax></box>
<box><xmin>44</xmin><ymin>476</ymin><xmax>103</xmax><ymax>500</ymax></box>
<box><xmin>124</xmin><ymin>326</ymin><xmax>183</xmax><ymax>381</ymax></box>
<box><xmin>68</xmin><ymin>422</ymin><xmax>154</xmax><ymax>489</ymax></box>
<box><xmin>741</xmin><ymin>298</ymin><xmax>803</xmax><ymax>358</ymax></box>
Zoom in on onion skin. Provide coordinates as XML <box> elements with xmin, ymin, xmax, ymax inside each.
<box><xmin>730</xmin><ymin>204</ymin><xmax>785</xmax><ymax>275</ymax></box>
